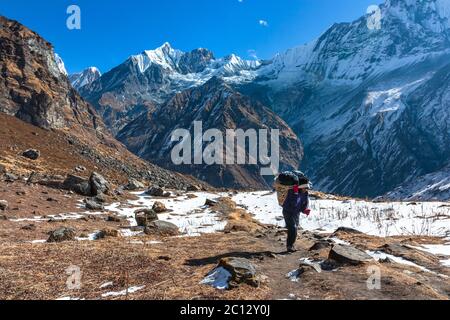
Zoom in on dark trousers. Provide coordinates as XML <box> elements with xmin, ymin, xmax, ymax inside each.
<box><xmin>283</xmin><ymin>211</ymin><xmax>300</xmax><ymax>249</ymax></box>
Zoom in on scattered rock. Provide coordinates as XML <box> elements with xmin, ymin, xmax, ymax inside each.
<box><xmin>134</xmin><ymin>209</ymin><xmax>158</xmax><ymax>227</ymax></box>
<box><xmin>75</xmin><ymin>166</ymin><xmax>86</xmax><ymax>172</ymax></box>
<box><xmin>4</xmin><ymin>173</ymin><xmax>18</xmax><ymax>182</ymax></box>
<box><xmin>22</xmin><ymin>149</ymin><xmax>40</xmax><ymax>160</ymax></box>
<box><xmin>218</xmin><ymin>257</ymin><xmax>259</xmax><ymax>288</ymax></box>
<box><xmin>47</xmin><ymin>227</ymin><xmax>76</xmax><ymax>243</ymax></box>
<box><xmin>152</xmin><ymin>201</ymin><xmax>167</xmax><ymax>213</ymax></box>
<box><xmin>21</xmin><ymin>224</ymin><xmax>36</xmax><ymax>231</ymax></box>
<box><xmin>144</xmin><ymin>220</ymin><xmax>179</xmax><ymax>236</ymax></box>
<box><xmin>162</xmin><ymin>192</ymin><xmax>171</xmax><ymax>198</ymax></box>
<box><xmin>89</xmin><ymin>172</ymin><xmax>111</xmax><ymax>196</ymax></box>
<box><xmin>95</xmin><ymin>228</ymin><xmax>119</xmax><ymax>239</ymax></box>
<box><xmin>63</xmin><ymin>175</ymin><xmax>92</xmax><ymax>196</ymax></box>
<box><xmin>205</xmin><ymin>199</ymin><xmax>218</xmax><ymax>207</ymax></box>
<box><xmin>145</xmin><ymin>186</ymin><xmax>165</xmax><ymax>197</ymax></box>
<box><xmin>186</xmin><ymin>184</ymin><xmax>201</xmax><ymax>192</ymax></box>
<box><xmin>106</xmin><ymin>215</ymin><xmax>125</xmax><ymax>223</ymax></box>
<box><xmin>124</xmin><ymin>179</ymin><xmax>145</xmax><ymax>191</ymax></box>
<box><xmin>85</xmin><ymin>198</ymin><xmax>104</xmax><ymax>211</ymax></box>
<box><xmin>320</xmin><ymin>259</ymin><xmax>340</xmax><ymax>271</ymax></box>
<box><xmin>309</xmin><ymin>240</ymin><xmax>332</xmax><ymax>251</ymax></box>
<box><xmin>329</xmin><ymin>244</ymin><xmax>373</xmax><ymax>266</ymax></box>
<box><xmin>333</xmin><ymin>227</ymin><xmax>363</xmax><ymax>235</ymax></box>
<box><xmin>158</xmin><ymin>256</ymin><xmax>171</xmax><ymax>261</ymax></box>
<box><xmin>0</xmin><ymin>200</ymin><xmax>8</xmax><ymax>211</ymax></box>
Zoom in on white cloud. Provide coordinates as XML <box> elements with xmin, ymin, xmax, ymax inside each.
<box><xmin>259</xmin><ymin>20</ymin><xmax>268</xmax><ymax>27</ymax></box>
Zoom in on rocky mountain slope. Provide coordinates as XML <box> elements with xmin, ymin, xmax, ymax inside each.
<box><xmin>117</xmin><ymin>77</ymin><xmax>303</xmax><ymax>189</ymax></box>
<box><xmin>0</xmin><ymin>16</ymin><xmax>207</xmax><ymax>190</ymax></box>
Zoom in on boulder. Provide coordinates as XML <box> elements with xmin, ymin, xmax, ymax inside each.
<box><xmin>63</xmin><ymin>175</ymin><xmax>92</xmax><ymax>196</ymax></box>
<box><xmin>152</xmin><ymin>201</ymin><xmax>167</xmax><ymax>213</ymax></box>
<box><xmin>22</xmin><ymin>149</ymin><xmax>40</xmax><ymax>160</ymax></box>
<box><xmin>333</xmin><ymin>227</ymin><xmax>363</xmax><ymax>235</ymax></box>
<box><xmin>89</xmin><ymin>172</ymin><xmax>111</xmax><ymax>196</ymax></box>
<box><xmin>309</xmin><ymin>240</ymin><xmax>332</xmax><ymax>251</ymax></box>
<box><xmin>329</xmin><ymin>244</ymin><xmax>373</xmax><ymax>266</ymax></box>
<box><xmin>187</xmin><ymin>184</ymin><xmax>201</xmax><ymax>192</ymax></box>
<box><xmin>4</xmin><ymin>173</ymin><xmax>18</xmax><ymax>182</ymax></box>
<box><xmin>95</xmin><ymin>228</ymin><xmax>119</xmax><ymax>239</ymax></box>
<box><xmin>218</xmin><ymin>257</ymin><xmax>259</xmax><ymax>288</ymax></box>
<box><xmin>47</xmin><ymin>227</ymin><xmax>76</xmax><ymax>243</ymax></box>
<box><xmin>135</xmin><ymin>209</ymin><xmax>158</xmax><ymax>227</ymax></box>
<box><xmin>106</xmin><ymin>215</ymin><xmax>125</xmax><ymax>223</ymax></box>
<box><xmin>85</xmin><ymin>198</ymin><xmax>104</xmax><ymax>211</ymax></box>
<box><xmin>125</xmin><ymin>179</ymin><xmax>145</xmax><ymax>191</ymax></box>
<box><xmin>145</xmin><ymin>186</ymin><xmax>165</xmax><ymax>197</ymax></box>
<box><xmin>0</xmin><ymin>200</ymin><xmax>8</xmax><ymax>211</ymax></box>
<box><xmin>144</xmin><ymin>220</ymin><xmax>179</xmax><ymax>236</ymax></box>
<box><xmin>205</xmin><ymin>199</ymin><xmax>218</xmax><ymax>207</ymax></box>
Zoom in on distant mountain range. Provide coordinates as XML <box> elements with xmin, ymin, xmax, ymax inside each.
<box><xmin>4</xmin><ymin>0</ymin><xmax>450</xmax><ymax>199</ymax></box>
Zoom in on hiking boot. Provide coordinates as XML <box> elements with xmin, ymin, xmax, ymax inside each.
<box><xmin>287</xmin><ymin>246</ymin><xmax>298</xmax><ymax>253</ymax></box>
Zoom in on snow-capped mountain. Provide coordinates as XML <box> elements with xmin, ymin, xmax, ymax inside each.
<box><xmin>69</xmin><ymin>67</ymin><xmax>101</xmax><ymax>91</ymax></box>
<box><xmin>75</xmin><ymin>0</ymin><xmax>450</xmax><ymax>198</ymax></box>
<box><xmin>54</xmin><ymin>53</ymin><xmax>68</xmax><ymax>76</ymax></box>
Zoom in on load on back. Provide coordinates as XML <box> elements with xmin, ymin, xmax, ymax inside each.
<box><xmin>274</xmin><ymin>171</ymin><xmax>311</xmax><ymax>206</ymax></box>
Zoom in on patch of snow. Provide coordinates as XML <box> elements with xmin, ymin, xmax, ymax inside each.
<box><xmin>101</xmin><ymin>285</ymin><xmax>145</xmax><ymax>298</ymax></box>
<box><xmin>200</xmin><ymin>267</ymin><xmax>232</xmax><ymax>290</ymax></box>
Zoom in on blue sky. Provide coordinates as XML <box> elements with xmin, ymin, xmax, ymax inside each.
<box><xmin>0</xmin><ymin>0</ymin><xmax>382</xmax><ymax>74</ymax></box>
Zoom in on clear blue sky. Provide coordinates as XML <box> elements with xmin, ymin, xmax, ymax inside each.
<box><xmin>0</xmin><ymin>0</ymin><xmax>382</xmax><ymax>74</ymax></box>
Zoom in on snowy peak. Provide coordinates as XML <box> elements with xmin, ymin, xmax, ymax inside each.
<box><xmin>54</xmin><ymin>53</ymin><xmax>68</xmax><ymax>76</ymax></box>
<box><xmin>69</xmin><ymin>67</ymin><xmax>102</xmax><ymax>90</ymax></box>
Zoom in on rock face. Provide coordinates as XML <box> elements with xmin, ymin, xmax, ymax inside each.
<box><xmin>117</xmin><ymin>77</ymin><xmax>303</xmax><ymax>189</ymax></box>
<box><xmin>144</xmin><ymin>220</ymin><xmax>179</xmax><ymax>236</ymax></box>
<box><xmin>329</xmin><ymin>244</ymin><xmax>373</xmax><ymax>266</ymax></box>
<box><xmin>22</xmin><ymin>149</ymin><xmax>40</xmax><ymax>160</ymax></box>
<box><xmin>47</xmin><ymin>227</ymin><xmax>76</xmax><ymax>243</ymax></box>
<box><xmin>218</xmin><ymin>258</ymin><xmax>259</xmax><ymax>288</ymax></box>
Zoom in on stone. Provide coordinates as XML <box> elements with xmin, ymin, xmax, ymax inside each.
<box><xmin>85</xmin><ymin>198</ymin><xmax>104</xmax><ymax>211</ymax></box>
<box><xmin>218</xmin><ymin>257</ymin><xmax>259</xmax><ymax>288</ymax></box>
<box><xmin>187</xmin><ymin>184</ymin><xmax>201</xmax><ymax>192</ymax></box>
<box><xmin>329</xmin><ymin>244</ymin><xmax>373</xmax><ymax>266</ymax></box>
<box><xmin>145</xmin><ymin>186</ymin><xmax>165</xmax><ymax>197</ymax></box>
<box><xmin>63</xmin><ymin>175</ymin><xmax>92</xmax><ymax>196</ymax></box>
<box><xmin>135</xmin><ymin>209</ymin><xmax>158</xmax><ymax>227</ymax></box>
<box><xmin>21</xmin><ymin>224</ymin><xmax>36</xmax><ymax>231</ymax></box>
<box><xmin>95</xmin><ymin>228</ymin><xmax>119</xmax><ymax>239</ymax></box>
<box><xmin>125</xmin><ymin>179</ymin><xmax>145</xmax><ymax>191</ymax></box>
<box><xmin>106</xmin><ymin>215</ymin><xmax>124</xmax><ymax>223</ymax></box>
<box><xmin>0</xmin><ymin>215</ymin><xmax>8</xmax><ymax>221</ymax></box>
<box><xmin>47</xmin><ymin>227</ymin><xmax>76</xmax><ymax>243</ymax></box>
<box><xmin>75</xmin><ymin>166</ymin><xmax>86</xmax><ymax>172</ymax></box>
<box><xmin>0</xmin><ymin>200</ymin><xmax>8</xmax><ymax>211</ymax></box>
<box><xmin>4</xmin><ymin>173</ymin><xmax>18</xmax><ymax>182</ymax></box>
<box><xmin>152</xmin><ymin>201</ymin><xmax>167</xmax><ymax>213</ymax></box>
<box><xmin>309</xmin><ymin>240</ymin><xmax>332</xmax><ymax>251</ymax></box>
<box><xmin>205</xmin><ymin>199</ymin><xmax>218</xmax><ymax>207</ymax></box>
<box><xmin>89</xmin><ymin>172</ymin><xmax>111</xmax><ymax>196</ymax></box>
<box><xmin>22</xmin><ymin>149</ymin><xmax>40</xmax><ymax>160</ymax></box>
<box><xmin>320</xmin><ymin>259</ymin><xmax>340</xmax><ymax>271</ymax></box>
<box><xmin>144</xmin><ymin>220</ymin><xmax>179</xmax><ymax>236</ymax></box>
<box><xmin>333</xmin><ymin>227</ymin><xmax>363</xmax><ymax>235</ymax></box>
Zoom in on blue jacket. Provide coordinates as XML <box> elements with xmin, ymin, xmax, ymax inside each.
<box><xmin>283</xmin><ymin>190</ymin><xmax>309</xmax><ymax>215</ymax></box>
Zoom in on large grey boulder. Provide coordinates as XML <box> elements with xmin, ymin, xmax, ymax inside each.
<box><xmin>144</xmin><ymin>220</ymin><xmax>179</xmax><ymax>236</ymax></box>
<box><xmin>135</xmin><ymin>209</ymin><xmax>159</xmax><ymax>227</ymax></box>
<box><xmin>63</xmin><ymin>175</ymin><xmax>92</xmax><ymax>196</ymax></box>
<box><xmin>218</xmin><ymin>257</ymin><xmax>259</xmax><ymax>288</ymax></box>
<box><xmin>89</xmin><ymin>172</ymin><xmax>111</xmax><ymax>196</ymax></box>
<box><xmin>125</xmin><ymin>179</ymin><xmax>145</xmax><ymax>191</ymax></box>
<box><xmin>85</xmin><ymin>198</ymin><xmax>104</xmax><ymax>211</ymax></box>
<box><xmin>145</xmin><ymin>186</ymin><xmax>165</xmax><ymax>197</ymax></box>
<box><xmin>47</xmin><ymin>227</ymin><xmax>76</xmax><ymax>243</ymax></box>
<box><xmin>329</xmin><ymin>244</ymin><xmax>373</xmax><ymax>266</ymax></box>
